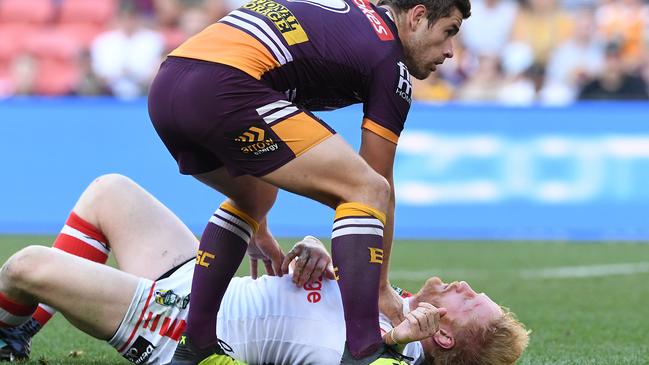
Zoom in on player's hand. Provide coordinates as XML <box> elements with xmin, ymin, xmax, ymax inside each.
<box><xmin>380</xmin><ymin>284</ymin><xmax>406</xmax><ymax>326</ymax></box>
<box><xmin>281</xmin><ymin>236</ymin><xmax>336</xmax><ymax>287</ymax></box>
<box><xmin>248</xmin><ymin>220</ymin><xmax>284</xmax><ymax>279</ymax></box>
<box><xmin>386</xmin><ymin>302</ymin><xmax>446</xmax><ymax>345</ymax></box>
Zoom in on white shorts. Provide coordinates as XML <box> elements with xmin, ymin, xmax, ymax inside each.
<box><xmin>108</xmin><ymin>259</ymin><xmax>193</xmax><ymax>365</ymax></box>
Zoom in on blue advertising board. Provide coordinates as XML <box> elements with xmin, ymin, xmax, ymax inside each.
<box><xmin>1</xmin><ymin>98</ymin><xmax>648</xmax><ymax>240</ymax></box>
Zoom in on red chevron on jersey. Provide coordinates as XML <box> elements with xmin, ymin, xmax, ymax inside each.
<box><xmin>351</xmin><ymin>0</ymin><xmax>394</xmax><ymax>41</ymax></box>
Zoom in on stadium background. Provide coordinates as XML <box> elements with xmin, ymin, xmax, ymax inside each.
<box><xmin>1</xmin><ymin>0</ymin><xmax>649</xmax><ymax>364</ymax></box>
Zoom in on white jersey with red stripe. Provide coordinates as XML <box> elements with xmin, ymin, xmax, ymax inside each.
<box><xmin>108</xmin><ymin>261</ymin><xmax>422</xmax><ymax>364</ymax></box>
<box><xmin>109</xmin><ymin>261</ymin><xmax>345</xmax><ymax>365</ymax></box>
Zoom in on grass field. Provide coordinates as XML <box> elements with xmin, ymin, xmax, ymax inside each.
<box><xmin>1</xmin><ymin>236</ymin><xmax>648</xmax><ymax>365</ymax></box>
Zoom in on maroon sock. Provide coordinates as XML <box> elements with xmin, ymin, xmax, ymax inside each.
<box><xmin>185</xmin><ymin>202</ymin><xmax>258</xmax><ymax>350</ymax></box>
<box><xmin>332</xmin><ymin>203</ymin><xmax>386</xmax><ymax>358</ymax></box>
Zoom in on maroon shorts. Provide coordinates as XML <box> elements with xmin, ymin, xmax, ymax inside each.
<box><xmin>148</xmin><ymin>57</ymin><xmax>335</xmax><ymax>177</ymax></box>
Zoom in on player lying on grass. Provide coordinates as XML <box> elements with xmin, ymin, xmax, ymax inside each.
<box><xmin>0</xmin><ymin>174</ymin><xmax>528</xmax><ymax>365</ymax></box>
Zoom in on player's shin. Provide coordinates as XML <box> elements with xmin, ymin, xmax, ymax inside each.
<box><xmin>332</xmin><ymin>202</ymin><xmax>385</xmax><ymax>359</ymax></box>
<box><xmin>185</xmin><ymin>202</ymin><xmax>258</xmax><ymax>350</ymax></box>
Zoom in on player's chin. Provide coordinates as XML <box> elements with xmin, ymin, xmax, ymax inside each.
<box><xmin>412</xmin><ymin>68</ymin><xmax>432</xmax><ymax>80</ymax></box>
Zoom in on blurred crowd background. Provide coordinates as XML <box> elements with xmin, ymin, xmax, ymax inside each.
<box><xmin>0</xmin><ymin>0</ymin><xmax>648</xmax><ymax>104</ymax></box>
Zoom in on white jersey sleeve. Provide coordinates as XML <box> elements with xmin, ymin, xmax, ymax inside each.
<box><xmin>217</xmin><ymin>275</ymin><xmax>346</xmax><ymax>364</ymax></box>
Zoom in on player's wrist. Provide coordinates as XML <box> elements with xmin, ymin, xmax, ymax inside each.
<box><xmin>384</xmin><ymin>328</ymin><xmax>403</xmax><ymax>345</ymax></box>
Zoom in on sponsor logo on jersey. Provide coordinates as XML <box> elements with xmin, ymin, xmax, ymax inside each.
<box><xmin>235</xmin><ymin>126</ymin><xmax>279</xmax><ymax>156</ymax></box>
<box><xmin>395</xmin><ymin>61</ymin><xmax>412</xmax><ymax>103</ymax></box>
<box><xmin>124</xmin><ymin>336</ymin><xmax>156</xmax><ymax>365</ymax></box>
<box><xmin>303</xmin><ymin>276</ymin><xmax>324</xmax><ymax>303</ymax></box>
<box><xmin>351</xmin><ymin>0</ymin><xmax>394</xmax><ymax>41</ymax></box>
<box><xmin>154</xmin><ymin>289</ymin><xmax>190</xmax><ymax>309</ymax></box>
<box><xmin>243</xmin><ymin>0</ymin><xmax>309</xmax><ymax>45</ymax></box>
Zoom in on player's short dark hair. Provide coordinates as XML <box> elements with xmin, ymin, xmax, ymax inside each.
<box><xmin>376</xmin><ymin>0</ymin><xmax>471</xmax><ymax>26</ymax></box>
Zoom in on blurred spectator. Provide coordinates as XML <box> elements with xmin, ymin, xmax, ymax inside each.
<box><xmin>578</xmin><ymin>41</ymin><xmax>649</xmax><ymax>100</ymax></box>
<box><xmin>7</xmin><ymin>55</ymin><xmax>38</xmax><ymax>96</ymax></box>
<box><xmin>461</xmin><ymin>0</ymin><xmax>518</xmax><ymax>57</ymax></box>
<box><xmin>498</xmin><ymin>42</ymin><xmax>537</xmax><ymax>105</ymax></box>
<box><xmin>455</xmin><ymin>54</ymin><xmax>504</xmax><ymax>102</ymax></box>
<box><xmin>541</xmin><ymin>7</ymin><xmax>605</xmax><ymax>104</ymax></box>
<box><xmin>561</xmin><ymin>0</ymin><xmax>599</xmax><ymax>9</ymax></box>
<box><xmin>510</xmin><ymin>0</ymin><xmax>574</xmax><ymax>67</ymax></box>
<box><xmin>91</xmin><ymin>5</ymin><xmax>165</xmax><ymax>99</ymax></box>
<box><xmin>159</xmin><ymin>4</ymin><xmax>213</xmax><ymax>51</ymax></box>
<box><xmin>76</xmin><ymin>50</ymin><xmax>105</xmax><ymax>96</ymax></box>
<box><xmin>412</xmin><ymin>72</ymin><xmax>455</xmax><ymax>102</ymax></box>
<box><xmin>596</xmin><ymin>0</ymin><xmax>649</xmax><ymax>70</ymax></box>
<box><xmin>0</xmin><ymin>0</ymin><xmax>647</xmax><ymax>103</ymax></box>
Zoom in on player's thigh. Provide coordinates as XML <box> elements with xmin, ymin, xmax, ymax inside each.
<box><xmin>19</xmin><ymin>247</ymin><xmax>138</xmax><ymax>340</ymax></box>
<box><xmin>262</xmin><ymin>134</ymin><xmax>387</xmax><ymax>209</ymax></box>
<box><xmin>194</xmin><ymin>168</ymin><xmax>278</xmax><ymax>220</ymax></box>
<box><xmin>74</xmin><ymin>174</ymin><xmax>197</xmax><ymax>280</ymax></box>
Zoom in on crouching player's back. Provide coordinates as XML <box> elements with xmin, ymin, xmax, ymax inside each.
<box><xmin>169</xmin><ymin>0</ymin><xmax>412</xmax><ymax>141</ymax></box>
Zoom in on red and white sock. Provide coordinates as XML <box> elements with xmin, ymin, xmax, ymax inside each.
<box><xmin>0</xmin><ymin>292</ymin><xmax>37</xmax><ymax>328</ymax></box>
<box><xmin>34</xmin><ymin>211</ymin><xmax>111</xmax><ymax>326</ymax></box>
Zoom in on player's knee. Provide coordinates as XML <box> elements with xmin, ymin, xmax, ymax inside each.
<box><xmin>1</xmin><ymin>246</ymin><xmax>50</xmax><ymax>291</ymax></box>
<box><xmin>344</xmin><ymin>170</ymin><xmax>390</xmax><ymax>209</ymax></box>
<box><xmin>84</xmin><ymin>174</ymin><xmax>139</xmax><ymax>208</ymax></box>
<box><xmin>90</xmin><ymin>174</ymin><xmax>136</xmax><ymax>196</ymax></box>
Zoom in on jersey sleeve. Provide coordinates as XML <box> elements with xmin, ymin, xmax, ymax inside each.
<box><xmin>362</xmin><ymin>53</ymin><xmax>412</xmax><ymax>144</ymax></box>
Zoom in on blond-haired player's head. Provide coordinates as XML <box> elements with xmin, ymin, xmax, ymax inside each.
<box><xmin>410</xmin><ymin>277</ymin><xmax>529</xmax><ymax>365</ymax></box>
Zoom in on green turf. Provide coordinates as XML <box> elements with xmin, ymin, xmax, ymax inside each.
<box><xmin>1</xmin><ymin>236</ymin><xmax>648</xmax><ymax>364</ymax></box>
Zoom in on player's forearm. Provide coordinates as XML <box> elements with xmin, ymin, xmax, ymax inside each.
<box><xmin>380</xmin><ymin>177</ymin><xmax>396</xmax><ymax>289</ymax></box>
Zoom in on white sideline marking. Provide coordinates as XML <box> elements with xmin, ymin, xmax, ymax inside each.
<box><xmin>519</xmin><ymin>262</ymin><xmax>649</xmax><ymax>279</ymax></box>
<box><xmin>389</xmin><ymin>262</ymin><xmax>649</xmax><ymax>281</ymax></box>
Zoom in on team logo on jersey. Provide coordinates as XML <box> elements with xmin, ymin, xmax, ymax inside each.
<box><xmin>351</xmin><ymin>0</ymin><xmax>394</xmax><ymax>41</ymax></box>
<box><xmin>395</xmin><ymin>61</ymin><xmax>412</xmax><ymax>103</ymax></box>
<box><xmin>155</xmin><ymin>289</ymin><xmax>190</xmax><ymax>309</ymax></box>
<box><xmin>243</xmin><ymin>0</ymin><xmax>309</xmax><ymax>45</ymax></box>
<box><xmin>124</xmin><ymin>336</ymin><xmax>156</xmax><ymax>365</ymax></box>
<box><xmin>234</xmin><ymin>126</ymin><xmax>279</xmax><ymax>156</ymax></box>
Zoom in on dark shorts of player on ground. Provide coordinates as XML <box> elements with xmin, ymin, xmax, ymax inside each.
<box><xmin>148</xmin><ymin>56</ymin><xmax>336</xmax><ymax>177</ymax></box>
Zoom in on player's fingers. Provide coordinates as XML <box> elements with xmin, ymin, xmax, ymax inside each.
<box><xmin>271</xmin><ymin>250</ymin><xmax>285</xmax><ymax>277</ymax></box>
<box><xmin>281</xmin><ymin>246</ymin><xmax>301</xmax><ymax>274</ymax></box>
<box><xmin>293</xmin><ymin>254</ymin><xmax>309</xmax><ymax>285</ymax></box>
<box><xmin>298</xmin><ymin>255</ymin><xmax>318</xmax><ymax>286</ymax></box>
<box><xmin>324</xmin><ymin>263</ymin><xmax>336</xmax><ymax>280</ymax></box>
<box><xmin>308</xmin><ymin>259</ymin><xmax>328</xmax><ymax>284</ymax></box>
<box><xmin>410</xmin><ymin>308</ymin><xmax>427</xmax><ymax>332</ymax></box>
<box><xmin>438</xmin><ymin>307</ymin><xmax>447</xmax><ymax>318</ymax></box>
<box><xmin>417</xmin><ymin>302</ymin><xmax>435</xmax><ymax>329</ymax></box>
<box><xmin>263</xmin><ymin>259</ymin><xmax>275</xmax><ymax>276</ymax></box>
<box><xmin>250</xmin><ymin>258</ymin><xmax>258</xmax><ymax>279</ymax></box>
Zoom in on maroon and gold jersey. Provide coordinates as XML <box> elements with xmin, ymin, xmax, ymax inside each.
<box><xmin>169</xmin><ymin>0</ymin><xmax>413</xmax><ymax>144</ymax></box>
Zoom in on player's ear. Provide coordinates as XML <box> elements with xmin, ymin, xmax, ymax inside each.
<box><xmin>408</xmin><ymin>4</ymin><xmax>427</xmax><ymax>30</ymax></box>
<box><xmin>433</xmin><ymin>329</ymin><xmax>455</xmax><ymax>349</ymax></box>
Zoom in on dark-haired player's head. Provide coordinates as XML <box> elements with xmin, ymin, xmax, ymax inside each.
<box><xmin>377</xmin><ymin>0</ymin><xmax>471</xmax><ymax>79</ymax></box>
<box><xmin>411</xmin><ymin>277</ymin><xmax>529</xmax><ymax>365</ymax></box>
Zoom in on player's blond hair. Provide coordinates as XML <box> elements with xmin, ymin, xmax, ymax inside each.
<box><xmin>431</xmin><ymin>306</ymin><xmax>530</xmax><ymax>365</ymax></box>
